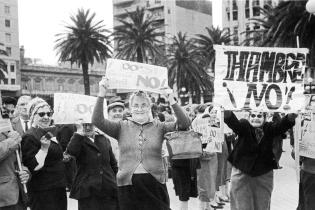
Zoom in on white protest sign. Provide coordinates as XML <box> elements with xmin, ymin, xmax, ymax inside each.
<box><xmin>192</xmin><ymin>105</ymin><xmax>224</xmax><ymax>153</ymax></box>
<box><xmin>53</xmin><ymin>93</ymin><xmax>107</xmax><ymax>124</ymax></box>
<box><xmin>106</xmin><ymin>59</ymin><xmax>169</xmax><ymax>93</ymax></box>
<box><xmin>214</xmin><ymin>45</ymin><xmax>308</xmax><ymax>112</ymax></box>
<box><xmin>0</xmin><ymin>118</ymin><xmax>12</xmax><ymax>133</ymax></box>
<box><xmin>299</xmin><ymin>106</ymin><xmax>315</xmax><ymax>158</ymax></box>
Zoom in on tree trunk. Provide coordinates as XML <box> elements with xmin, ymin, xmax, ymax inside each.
<box><xmin>137</xmin><ymin>48</ymin><xmax>143</xmax><ymax>63</ymax></box>
<box><xmin>82</xmin><ymin>62</ymin><xmax>90</xmax><ymax>95</ymax></box>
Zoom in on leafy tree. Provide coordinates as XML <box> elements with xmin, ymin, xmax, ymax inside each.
<box><xmin>55</xmin><ymin>8</ymin><xmax>112</xmax><ymax>95</ymax></box>
<box><xmin>247</xmin><ymin>1</ymin><xmax>315</xmax><ymax>66</ymax></box>
<box><xmin>167</xmin><ymin>32</ymin><xmax>212</xmax><ymax>101</ymax></box>
<box><xmin>113</xmin><ymin>7</ymin><xmax>163</xmax><ymax>63</ymax></box>
<box><xmin>195</xmin><ymin>26</ymin><xmax>231</xmax><ymax>71</ymax></box>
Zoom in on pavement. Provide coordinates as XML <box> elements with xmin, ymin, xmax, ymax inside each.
<box><xmin>67</xmin><ymin>139</ymin><xmax>299</xmax><ymax>210</ymax></box>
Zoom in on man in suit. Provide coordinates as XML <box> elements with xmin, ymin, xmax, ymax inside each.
<box><xmin>0</xmin><ymin>111</ymin><xmax>30</xmax><ymax>210</ymax></box>
<box><xmin>11</xmin><ymin>96</ymin><xmax>31</xmax><ymax>135</ymax></box>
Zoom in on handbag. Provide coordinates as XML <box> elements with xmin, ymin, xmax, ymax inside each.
<box><xmin>164</xmin><ymin>130</ymin><xmax>202</xmax><ymax>159</ymax></box>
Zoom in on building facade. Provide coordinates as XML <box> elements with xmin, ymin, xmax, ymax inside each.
<box><xmin>20</xmin><ymin>63</ymin><xmax>112</xmax><ymax>105</ymax></box>
<box><xmin>0</xmin><ymin>0</ymin><xmax>20</xmax><ymax>97</ymax></box>
<box><xmin>113</xmin><ymin>0</ymin><xmax>212</xmax><ymax>51</ymax></box>
<box><xmin>219</xmin><ymin>0</ymin><xmax>280</xmax><ymax>45</ymax></box>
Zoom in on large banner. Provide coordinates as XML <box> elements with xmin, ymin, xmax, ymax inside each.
<box><xmin>192</xmin><ymin>105</ymin><xmax>224</xmax><ymax>153</ymax></box>
<box><xmin>214</xmin><ymin>45</ymin><xmax>308</xmax><ymax>112</ymax></box>
<box><xmin>53</xmin><ymin>93</ymin><xmax>107</xmax><ymax>124</ymax></box>
<box><xmin>106</xmin><ymin>59</ymin><xmax>169</xmax><ymax>93</ymax></box>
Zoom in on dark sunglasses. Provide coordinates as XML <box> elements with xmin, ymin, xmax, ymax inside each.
<box><xmin>37</xmin><ymin>112</ymin><xmax>53</xmax><ymax>117</ymax></box>
<box><xmin>250</xmin><ymin>114</ymin><xmax>263</xmax><ymax>118</ymax></box>
<box><xmin>3</xmin><ymin>110</ymin><xmax>14</xmax><ymax>114</ymax></box>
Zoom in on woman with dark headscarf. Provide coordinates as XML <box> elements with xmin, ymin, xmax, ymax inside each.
<box><xmin>21</xmin><ymin>97</ymin><xmax>67</xmax><ymax>210</ymax></box>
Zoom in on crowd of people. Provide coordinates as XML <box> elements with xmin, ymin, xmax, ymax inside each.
<box><xmin>0</xmin><ymin>78</ymin><xmax>314</xmax><ymax>210</ymax></box>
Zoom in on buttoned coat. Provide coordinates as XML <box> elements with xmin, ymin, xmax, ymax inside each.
<box><xmin>66</xmin><ymin>133</ymin><xmax>118</xmax><ymax>200</ymax></box>
<box><xmin>0</xmin><ymin>133</ymin><xmax>20</xmax><ymax>207</ymax></box>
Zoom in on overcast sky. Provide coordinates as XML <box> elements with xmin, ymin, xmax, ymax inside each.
<box><xmin>18</xmin><ymin>0</ymin><xmax>113</xmax><ymax>65</ymax></box>
<box><xmin>18</xmin><ymin>0</ymin><xmax>220</xmax><ymax>66</ymax></box>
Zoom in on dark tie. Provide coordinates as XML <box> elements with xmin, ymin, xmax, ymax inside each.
<box><xmin>24</xmin><ymin>120</ymin><xmax>29</xmax><ymax>131</ymax></box>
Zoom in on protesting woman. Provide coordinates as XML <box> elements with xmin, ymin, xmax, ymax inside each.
<box><xmin>21</xmin><ymin>97</ymin><xmax>67</xmax><ymax>210</ymax></box>
<box><xmin>224</xmin><ymin>110</ymin><xmax>297</xmax><ymax>210</ymax></box>
<box><xmin>65</xmin><ymin>122</ymin><xmax>118</xmax><ymax>210</ymax></box>
<box><xmin>92</xmin><ymin>78</ymin><xmax>191</xmax><ymax>210</ymax></box>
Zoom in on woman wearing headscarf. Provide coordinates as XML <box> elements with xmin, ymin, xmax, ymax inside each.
<box><xmin>92</xmin><ymin>78</ymin><xmax>191</xmax><ymax>210</ymax></box>
<box><xmin>21</xmin><ymin>97</ymin><xmax>67</xmax><ymax>210</ymax></box>
<box><xmin>65</xmin><ymin>122</ymin><xmax>118</xmax><ymax>210</ymax></box>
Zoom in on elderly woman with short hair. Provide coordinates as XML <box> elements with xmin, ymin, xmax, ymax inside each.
<box><xmin>92</xmin><ymin>78</ymin><xmax>191</xmax><ymax>210</ymax></box>
<box><xmin>21</xmin><ymin>97</ymin><xmax>67</xmax><ymax>210</ymax></box>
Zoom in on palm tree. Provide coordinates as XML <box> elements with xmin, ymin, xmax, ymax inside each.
<box><xmin>55</xmin><ymin>8</ymin><xmax>112</xmax><ymax>95</ymax></box>
<box><xmin>195</xmin><ymin>26</ymin><xmax>231</xmax><ymax>72</ymax></box>
<box><xmin>168</xmin><ymin>32</ymin><xmax>212</xmax><ymax>103</ymax></box>
<box><xmin>248</xmin><ymin>1</ymin><xmax>315</xmax><ymax>66</ymax></box>
<box><xmin>0</xmin><ymin>43</ymin><xmax>8</xmax><ymax>81</ymax></box>
<box><xmin>113</xmin><ymin>7</ymin><xmax>163</xmax><ymax>63</ymax></box>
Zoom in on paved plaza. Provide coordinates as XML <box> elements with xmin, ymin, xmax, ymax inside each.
<box><xmin>68</xmin><ymin>139</ymin><xmax>299</xmax><ymax>210</ymax></box>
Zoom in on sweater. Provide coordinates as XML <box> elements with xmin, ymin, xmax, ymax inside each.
<box><xmin>92</xmin><ymin>97</ymin><xmax>190</xmax><ymax>186</ymax></box>
<box><xmin>224</xmin><ymin>111</ymin><xmax>295</xmax><ymax>177</ymax></box>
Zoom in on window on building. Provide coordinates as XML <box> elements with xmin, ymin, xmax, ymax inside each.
<box><xmin>168</xmin><ymin>9</ymin><xmax>171</xmax><ymax>14</ymax></box>
<box><xmin>10</xmin><ymin>65</ymin><xmax>14</xmax><ymax>72</ymax></box>
<box><xmin>5</xmin><ymin>33</ymin><xmax>11</xmax><ymax>42</ymax></box>
<box><xmin>3</xmin><ymin>78</ymin><xmax>8</xmax><ymax>84</ymax></box>
<box><xmin>34</xmin><ymin>78</ymin><xmax>42</xmax><ymax>90</ymax></box>
<box><xmin>245</xmin><ymin>0</ymin><xmax>250</xmax><ymax>18</ymax></box>
<box><xmin>11</xmin><ymin>79</ymin><xmax>15</xmax><ymax>85</ymax></box>
<box><xmin>155</xmin><ymin>0</ymin><xmax>161</xmax><ymax>3</ymax></box>
<box><xmin>6</xmin><ymin>47</ymin><xmax>11</xmax><ymax>56</ymax></box>
<box><xmin>146</xmin><ymin>1</ymin><xmax>150</xmax><ymax>7</ymax></box>
<box><xmin>233</xmin><ymin>11</ymin><xmax>238</xmax><ymax>20</ymax></box>
<box><xmin>232</xmin><ymin>0</ymin><xmax>237</xmax><ymax>10</ymax></box>
<box><xmin>253</xmin><ymin>0</ymin><xmax>260</xmax><ymax>16</ymax></box>
<box><xmin>5</xmin><ymin>19</ymin><xmax>10</xmax><ymax>27</ymax></box>
<box><xmin>4</xmin><ymin>5</ymin><xmax>10</xmax><ymax>14</ymax></box>
<box><xmin>227</xmin><ymin>12</ymin><xmax>230</xmax><ymax>21</ymax></box>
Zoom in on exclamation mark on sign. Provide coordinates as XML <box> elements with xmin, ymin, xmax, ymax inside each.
<box><xmin>283</xmin><ymin>86</ymin><xmax>295</xmax><ymax>111</ymax></box>
<box><xmin>223</xmin><ymin>82</ymin><xmax>237</xmax><ymax>108</ymax></box>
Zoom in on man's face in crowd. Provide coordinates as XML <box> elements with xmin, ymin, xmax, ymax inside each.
<box><xmin>108</xmin><ymin>106</ymin><xmax>124</xmax><ymax>122</ymax></box>
<box><xmin>17</xmin><ymin>96</ymin><xmax>31</xmax><ymax>118</ymax></box>
<box><xmin>249</xmin><ymin>111</ymin><xmax>265</xmax><ymax>128</ymax></box>
<box><xmin>3</xmin><ymin>104</ymin><xmax>15</xmax><ymax>120</ymax></box>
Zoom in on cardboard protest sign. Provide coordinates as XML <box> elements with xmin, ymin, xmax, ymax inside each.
<box><xmin>214</xmin><ymin>45</ymin><xmax>308</xmax><ymax>112</ymax></box>
<box><xmin>192</xmin><ymin>105</ymin><xmax>224</xmax><ymax>153</ymax></box>
<box><xmin>299</xmin><ymin>105</ymin><xmax>315</xmax><ymax>158</ymax></box>
<box><xmin>53</xmin><ymin>93</ymin><xmax>107</xmax><ymax>124</ymax></box>
<box><xmin>106</xmin><ymin>59</ymin><xmax>169</xmax><ymax>93</ymax></box>
<box><xmin>0</xmin><ymin>118</ymin><xmax>12</xmax><ymax>133</ymax></box>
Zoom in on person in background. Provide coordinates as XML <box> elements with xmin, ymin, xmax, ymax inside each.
<box><xmin>170</xmin><ymin>104</ymin><xmax>199</xmax><ymax>210</ymax></box>
<box><xmin>11</xmin><ymin>96</ymin><xmax>32</xmax><ymax>136</ymax></box>
<box><xmin>92</xmin><ymin>78</ymin><xmax>190</xmax><ymax>210</ymax></box>
<box><xmin>224</xmin><ymin>110</ymin><xmax>297</xmax><ymax>210</ymax></box>
<box><xmin>2</xmin><ymin>97</ymin><xmax>17</xmax><ymax>120</ymax></box>
<box><xmin>107</xmin><ymin>100</ymin><xmax>125</xmax><ymax>160</ymax></box>
<box><xmin>21</xmin><ymin>97</ymin><xmax>67</xmax><ymax>210</ymax></box>
<box><xmin>0</xmin><ymin>108</ymin><xmax>30</xmax><ymax>210</ymax></box>
<box><xmin>66</xmin><ymin>122</ymin><xmax>118</xmax><ymax>210</ymax></box>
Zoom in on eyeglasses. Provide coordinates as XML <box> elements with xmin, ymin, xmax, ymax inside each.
<box><xmin>132</xmin><ymin>104</ymin><xmax>149</xmax><ymax>109</ymax></box>
<box><xmin>3</xmin><ymin>110</ymin><xmax>14</xmax><ymax>114</ymax></box>
<box><xmin>37</xmin><ymin>112</ymin><xmax>53</xmax><ymax>117</ymax></box>
<box><xmin>250</xmin><ymin>114</ymin><xmax>263</xmax><ymax>118</ymax></box>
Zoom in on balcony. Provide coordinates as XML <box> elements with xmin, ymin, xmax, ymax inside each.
<box><xmin>113</xmin><ymin>0</ymin><xmax>134</xmax><ymax>6</ymax></box>
<box><xmin>114</xmin><ymin>5</ymin><xmax>137</xmax><ymax>16</ymax></box>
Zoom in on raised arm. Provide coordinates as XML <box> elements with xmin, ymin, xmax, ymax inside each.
<box><xmin>92</xmin><ymin>78</ymin><xmax>120</xmax><ymax>139</ymax></box>
<box><xmin>265</xmin><ymin>113</ymin><xmax>297</xmax><ymax>136</ymax></box>
<box><xmin>224</xmin><ymin>110</ymin><xmax>244</xmax><ymax>136</ymax></box>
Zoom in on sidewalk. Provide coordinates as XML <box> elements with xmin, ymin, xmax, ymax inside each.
<box><xmin>67</xmin><ymin>140</ymin><xmax>299</xmax><ymax>210</ymax></box>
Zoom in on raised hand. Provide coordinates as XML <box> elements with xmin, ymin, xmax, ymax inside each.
<box><xmin>98</xmin><ymin>77</ymin><xmax>109</xmax><ymax>97</ymax></box>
